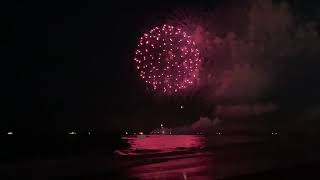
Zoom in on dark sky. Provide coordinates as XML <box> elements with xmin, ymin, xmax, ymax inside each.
<box><xmin>4</xmin><ymin>0</ymin><xmax>320</xmax><ymax>133</ymax></box>
<box><xmin>4</xmin><ymin>0</ymin><xmax>219</xmax><ymax>132</ymax></box>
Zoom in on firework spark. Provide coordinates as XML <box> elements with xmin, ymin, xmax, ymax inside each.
<box><xmin>134</xmin><ymin>24</ymin><xmax>201</xmax><ymax>95</ymax></box>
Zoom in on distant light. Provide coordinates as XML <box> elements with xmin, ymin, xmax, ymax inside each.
<box><xmin>68</xmin><ymin>131</ymin><xmax>77</xmax><ymax>135</ymax></box>
<box><xmin>125</xmin><ymin>132</ymin><xmax>128</xmax><ymax>135</ymax></box>
<box><xmin>180</xmin><ymin>105</ymin><xmax>184</xmax><ymax>109</ymax></box>
<box><xmin>161</xmin><ymin>124</ymin><xmax>163</xmax><ymax>128</ymax></box>
<box><xmin>139</xmin><ymin>132</ymin><xmax>144</xmax><ymax>135</ymax></box>
<box><xmin>7</xmin><ymin>131</ymin><xmax>13</xmax><ymax>135</ymax></box>
<box><xmin>88</xmin><ymin>131</ymin><xmax>91</xmax><ymax>135</ymax></box>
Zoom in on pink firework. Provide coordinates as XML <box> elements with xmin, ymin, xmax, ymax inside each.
<box><xmin>134</xmin><ymin>24</ymin><xmax>201</xmax><ymax>94</ymax></box>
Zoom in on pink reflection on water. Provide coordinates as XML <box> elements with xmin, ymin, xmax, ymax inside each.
<box><xmin>122</xmin><ymin>135</ymin><xmax>204</xmax><ymax>152</ymax></box>
<box><xmin>118</xmin><ymin>135</ymin><xmax>213</xmax><ymax>179</ymax></box>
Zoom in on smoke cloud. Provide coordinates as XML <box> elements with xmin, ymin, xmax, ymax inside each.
<box><xmin>160</xmin><ymin>0</ymin><xmax>320</xmax><ymax>134</ymax></box>
<box><xmin>215</xmin><ymin>103</ymin><xmax>277</xmax><ymax>118</ymax></box>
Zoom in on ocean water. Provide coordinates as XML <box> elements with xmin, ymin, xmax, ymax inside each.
<box><xmin>1</xmin><ymin>134</ymin><xmax>320</xmax><ymax>179</ymax></box>
<box><xmin>114</xmin><ymin>135</ymin><xmax>271</xmax><ymax>179</ymax></box>
<box><xmin>114</xmin><ymin>135</ymin><xmax>320</xmax><ymax>179</ymax></box>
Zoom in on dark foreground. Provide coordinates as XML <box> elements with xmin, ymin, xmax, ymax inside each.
<box><xmin>1</xmin><ymin>134</ymin><xmax>320</xmax><ymax>179</ymax></box>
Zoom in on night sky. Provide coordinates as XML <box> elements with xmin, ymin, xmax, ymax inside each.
<box><xmin>4</xmin><ymin>0</ymin><xmax>320</xmax><ymax>134</ymax></box>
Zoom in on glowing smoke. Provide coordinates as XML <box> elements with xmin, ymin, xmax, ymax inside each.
<box><xmin>175</xmin><ymin>117</ymin><xmax>221</xmax><ymax>134</ymax></box>
<box><xmin>170</xmin><ymin>0</ymin><xmax>320</xmax><ymax>105</ymax></box>
<box><xmin>214</xmin><ymin>64</ymin><xmax>272</xmax><ymax>101</ymax></box>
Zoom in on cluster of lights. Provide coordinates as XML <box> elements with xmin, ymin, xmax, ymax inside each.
<box><xmin>134</xmin><ymin>24</ymin><xmax>201</xmax><ymax>94</ymax></box>
<box><xmin>68</xmin><ymin>131</ymin><xmax>77</xmax><ymax>135</ymax></box>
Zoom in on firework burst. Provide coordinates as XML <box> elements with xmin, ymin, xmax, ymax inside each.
<box><xmin>134</xmin><ymin>24</ymin><xmax>201</xmax><ymax>95</ymax></box>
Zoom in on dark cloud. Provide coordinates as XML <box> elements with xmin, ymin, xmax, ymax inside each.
<box><xmin>214</xmin><ymin>64</ymin><xmax>272</xmax><ymax>101</ymax></box>
<box><xmin>215</xmin><ymin>103</ymin><xmax>277</xmax><ymax>118</ymax></box>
